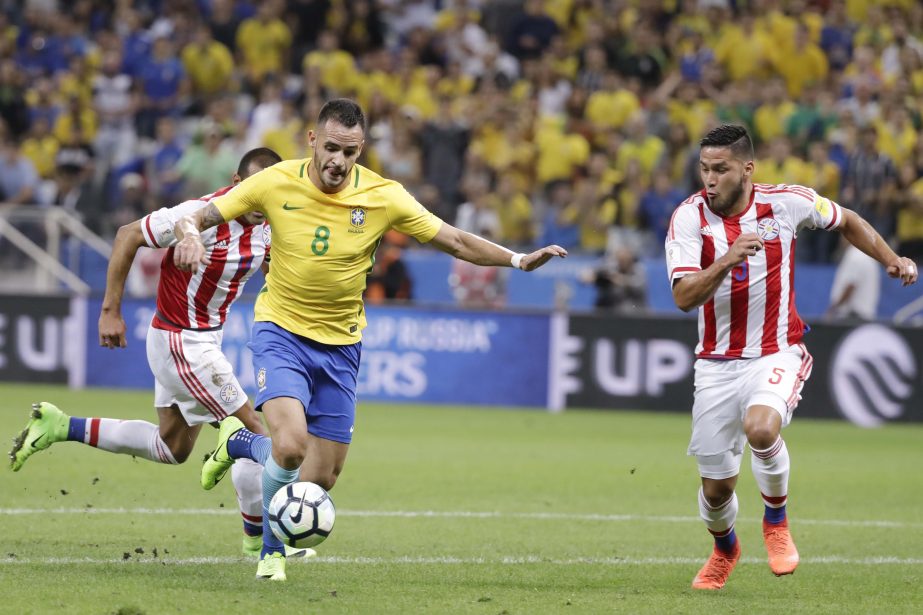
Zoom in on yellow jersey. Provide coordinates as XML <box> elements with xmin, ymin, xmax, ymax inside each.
<box><xmin>212</xmin><ymin>160</ymin><xmax>444</xmax><ymax>345</ymax></box>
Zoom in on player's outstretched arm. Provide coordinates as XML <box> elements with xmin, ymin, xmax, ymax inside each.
<box><xmin>99</xmin><ymin>220</ymin><xmax>148</xmax><ymax>349</ymax></box>
<box><xmin>428</xmin><ymin>223</ymin><xmax>567</xmax><ymax>271</ymax></box>
<box><xmin>837</xmin><ymin>209</ymin><xmax>918</xmax><ymax>286</ymax></box>
<box><xmin>173</xmin><ymin>203</ymin><xmax>225</xmax><ymax>272</ymax></box>
<box><xmin>672</xmin><ymin>232</ymin><xmax>763</xmax><ymax>312</ymax></box>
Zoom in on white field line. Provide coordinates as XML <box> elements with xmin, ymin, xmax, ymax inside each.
<box><xmin>0</xmin><ymin>508</ymin><xmax>921</xmax><ymax>529</ymax></box>
<box><xmin>0</xmin><ymin>555</ymin><xmax>922</xmax><ymax>566</ymax></box>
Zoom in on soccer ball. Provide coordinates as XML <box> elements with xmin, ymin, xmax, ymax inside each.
<box><xmin>267</xmin><ymin>481</ymin><xmax>336</xmax><ymax>549</ymax></box>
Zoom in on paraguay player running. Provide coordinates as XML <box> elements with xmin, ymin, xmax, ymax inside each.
<box><xmin>9</xmin><ymin>148</ymin><xmax>286</xmax><ymax>558</ymax></box>
<box><xmin>172</xmin><ymin>99</ymin><xmax>568</xmax><ymax>581</ymax></box>
<box><xmin>667</xmin><ymin>125</ymin><xmax>918</xmax><ymax>590</ymax></box>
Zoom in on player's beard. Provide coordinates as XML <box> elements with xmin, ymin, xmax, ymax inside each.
<box><xmin>709</xmin><ymin>176</ymin><xmax>745</xmax><ymax>214</ymax></box>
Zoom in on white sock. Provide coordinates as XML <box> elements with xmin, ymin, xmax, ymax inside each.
<box><xmin>82</xmin><ymin>418</ymin><xmax>178</xmax><ymax>464</ymax></box>
<box><xmin>232</xmin><ymin>458</ymin><xmax>263</xmax><ymax>531</ymax></box>
<box><xmin>698</xmin><ymin>488</ymin><xmax>738</xmax><ymax>534</ymax></box>
<box><xmin>750</xmin><ymin>437</ymin><xmax>789</xmax><ymax>507</ymax></box>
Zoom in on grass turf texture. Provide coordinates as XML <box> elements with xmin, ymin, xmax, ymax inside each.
<box><xmin>1</xmin><ymin>383</ymin><xmax>921</xmax><ymax>614</ymax></box>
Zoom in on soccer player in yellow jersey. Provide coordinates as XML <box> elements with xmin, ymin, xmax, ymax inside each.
<box><xmin>174</xmin><ymin>99</ymin><xmax>567</xmax><ymax>581</ymax></box>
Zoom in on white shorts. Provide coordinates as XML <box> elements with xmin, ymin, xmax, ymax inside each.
<box><xmin>146</xmin><ymin>326</ymin><xmax>247</xmax><ymax>426</ymax></box>
<box><xmin>689</xmin><ymin>343</ymin><xmax>813</xmax><ymax>478</ymax></box>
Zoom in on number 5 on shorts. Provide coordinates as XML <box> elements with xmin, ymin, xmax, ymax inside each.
<box><xmin>768</xmin><ymin>367</ymin><xmax>785</xmax><ymax>385</ymax></box>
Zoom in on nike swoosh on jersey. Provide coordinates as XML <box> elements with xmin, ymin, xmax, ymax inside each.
<box><xmin>282</xmin><ymin>202</ymin><xmax>304</xmax><ymax>210</ymax></box>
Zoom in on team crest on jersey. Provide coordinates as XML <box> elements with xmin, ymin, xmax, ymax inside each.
<box><xmin>257</xmin><ymin>367</ymin><xmax>266</xmax><ymax>391</ymax></box>
<box><xmin>350</xmin><ymin>207</ymin><xmax>366</xmax><ymax>228</ymax></box>
<box><xmin>700</xmin><ymin>225</ymin><xmax>713</xmax><ymax>237</ymax></box>
<box><xmin>219</xmin><ymin>384</ymin><xmax>238</xmax><ymax>403</ymax></box>
<box><xmin>757</xmin><ymin>218</ymin><xmax>781</xmax><ymax>241</ymax></box>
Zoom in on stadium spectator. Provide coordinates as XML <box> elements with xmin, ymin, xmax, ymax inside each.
<box><xmin>0</xmin><ymin>59</ymin><xmax>29</xmax><ymax>138</ymax></box>
<box><xmin>505</xmin><ymin>0</ymin><xmax>559</xmax><ymax>61</ymax></box>
<box><xmin>418</xmin><ymin>96</ymin><xmax>469</xmax><ymax>207</ymax></box>
<box><xmin>93</xmin><ymin>50</ymin><xmax>138</xmax><ymax>172</ymax></box>
<box><xmin>181</xmin><ymin>23</ymin><xmax>235</xmax><ymax>103</ymax></box>
<box><xmin>207</xmin><ymin>0</ymin><xmax>243</xmax><ymax>53</ymax></box>
<box><xmin>9</xmin><ymin>148</ymin><xmax>284</xmax><ymax>561</ymax></box>
<box><xmin>365</xmin><ymin>230</ymin><xmax>413</xmax><ymax>304</ymax></box>
<box><xmin>134</xmin><ymin>34</ymin><xmax>188</xmax><ymax>139</ymax></box>
<box><xmin>171</xmin><ymin>119</ymin><xmax>237</xmax><ymax>200</ymax></box>
<box><xmin>667</xmin><ymin>124</ymin><xmax>917</xmax><ymax>592</ymax></box>
<box><xmin>20</xmin><ymin>115</ymin><xmax>58</xmax><ymax>179</ymax></box>
<box><xmin>640</xmin><ymin>172</ymin><xmax>686</xmax><ymax>247</ymax></box>
<box><xmin>581</xmin><ymin>245</ymin><xmax>647</xmax><ymax>313</ymax></box>
<box><xmin>455</xmin><ymin>173</ymin><xmax>500</xmax><ymax>239</ymax></box>
<box><xmin>0</xmin><ymin>135</ymin><xmax>39</xmax><ymax>204</ymax></box>
<box><xmin>236</xmin><ymin>0</ymin><xmax>291</xmax><ymax>91</ymax></box>
<box><xmin>145</xmin><ymin>116</ymin><xmax>185</xmax><ymax>204</ymax></box>
<box><xmin>770</xmin><ymin>23</ymin><xmax>828</xmax><ymax>98</ymax></box>
<box><xmin>842</xmin><ymin>125</ymin><xmax>897</xmax><ymax>236</ymax></box>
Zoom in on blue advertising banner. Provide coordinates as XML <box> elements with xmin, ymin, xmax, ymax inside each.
<box><xmin>84</xmin><ymin>298</ymin><xmax>258</xmax><ymax>392</ymax></box>
<box><xmin>83</xmin><ymin>299</ymin><xmax>550</xmax><ymax>408</ymax></box>
<box><xmin>359</xmin><ymin>307</ymin><xmax>549</xmax><ymax>406</ymax></box>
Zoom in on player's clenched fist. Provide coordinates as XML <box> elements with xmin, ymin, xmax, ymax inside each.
<box><xmin>723</xmin><ymin>232</ymin><xmax>763</xmax><ymax>267</ymax></box>
<box><xmin>98</xmin><ymin>310</ymin><xmax>127</xmax><ymax>349</ymax></box>
<box><xmin>886</xmin><ymin>256</ymin><xmax>919</xmax><ymax>287</ymax></box>
<box><xmin>174</xmin><ymin>235</ymin><xmax>210</xmax><ymax>272</ymax></box>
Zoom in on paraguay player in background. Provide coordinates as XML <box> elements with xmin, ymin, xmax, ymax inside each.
<box><xmin>172</xmin><ymin>98</ymin><xmax>568</xmax><ymax>581</ymax></box>
<box><xmin>667</xmin><ymin>125</ymin><xmax>918</xmax><ymax>590</ymax></box>
<box><xmin>8</xmin><ymin>148</ymin><xmax>292</xmax><ymax>558</ymax></box>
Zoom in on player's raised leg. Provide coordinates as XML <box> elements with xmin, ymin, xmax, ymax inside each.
<box><xmin>692</xmin><ymin>465</ymin><xmax>741</xmax><ymax>590</ymax></box>
<box><xmin>745</xmin><ymin>404</ymin><xmax>799</xmax><ymax>576</ymax></box>
<box><xmin>8</xmin><ymin>402</ymin><xmax>198</xmax><ymax>471</ymax></box>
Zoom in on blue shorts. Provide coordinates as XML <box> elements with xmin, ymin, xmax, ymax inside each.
<box><xmin>250</xmin><ymin>321</ymin><xmax>361</xmax><ymax>444</ymax></box>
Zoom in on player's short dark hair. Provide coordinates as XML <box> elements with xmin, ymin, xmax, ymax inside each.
<box><xmin>237</xmin><ymin>147</ymin><xmax>282</xmax><ymax>178</ymax></box>
<box><xmin>700</xmin><ymin>125</ymin><xmax>754</xmax><ymax>161</ymax></box>
<box><xmin>317</xmin><ymin>98</ymin><xmax>366</xmax><ymax>133</ymax></box>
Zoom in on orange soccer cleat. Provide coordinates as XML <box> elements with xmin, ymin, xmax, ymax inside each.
<box><xmin>763</xmin><ymin>520</ymin><xmax>799</xmax><ymax>576</ymax></box>
<box><xmin>691</xmin><ymin>542</ymin><xmax>741</xmax><ymax>590</ymax></box>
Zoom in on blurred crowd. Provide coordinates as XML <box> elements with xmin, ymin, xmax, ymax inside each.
<box><xmin>1</xmin><ymin>0</ymin><xmax>923</xmax><ymax>291</ymax></box>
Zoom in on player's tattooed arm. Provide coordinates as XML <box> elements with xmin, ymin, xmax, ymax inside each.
<box><xmin>173</xmin><ymin>204</ymin><xmax>225</xmax><ymax>272</ymax></box>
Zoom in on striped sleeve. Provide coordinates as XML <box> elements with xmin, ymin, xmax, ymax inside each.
<box><xmin>665</xmin><ymin>204</ymin><xmax>703</xmax><ymax>283</ymax></box>
<box><xmin>784</xmin><ymin>184</ymin><xmax>843</xmax><ymax>231</ymax></box>
<box><xmin>140</xmin><ymin>199</ymin><xmax>208</xmax><ymax>248</ymax></box>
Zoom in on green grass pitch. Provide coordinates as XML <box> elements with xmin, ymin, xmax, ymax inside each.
<box><xmin>1</xmin><ymin>383</ymin><xmax>921</xmax><ymax>614</ymax></box>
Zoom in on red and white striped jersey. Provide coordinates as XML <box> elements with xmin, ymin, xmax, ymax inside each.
<box><xmin>140</xmin><ymin>186</ymin><xmax>270</xmax><ymax>331</ymax></box>
<box><xmin>666</xmin><ymin>183</ymin><xmax>843</xmax><ymax>359</ymax></box>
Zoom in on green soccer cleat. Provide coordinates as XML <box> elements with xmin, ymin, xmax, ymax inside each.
<box><xmin>256</xmin><ymin>552</ymin><xmax>286</xmax><ymax>581</ymax></box>
<box><xmin>9</xmin><ymin>402</ymin><xmax>70</xmax><ymax>472</ymax></box>
<box><xmin>242</xmin><ymin>534</ymin><xmax>262</xmax><ymax>557</ymax></box>
<box><xmin>201</xmin><ymin>415</ymin><xmax>245</xmax><ymax>490</ymax></box>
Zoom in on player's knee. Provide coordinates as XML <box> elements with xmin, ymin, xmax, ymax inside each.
<box><xmin>272</xmin><ymin>433</ymin><xmax>308</xmax><ymax>468</ymax></box>
<box><xmin>744</xmin><ymin>423</ymin><xmax>779</xmax><ymax>450</ymax></box>
<box><xmin>315</xmin><ymin>470</ymin><xmax>339</xmax><ymax>492</ymax></box>
<box><xmin>702</xmin><ymin>483</ymin><xmax>734</xmax><ymax>507</ymax></box>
